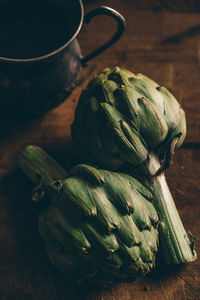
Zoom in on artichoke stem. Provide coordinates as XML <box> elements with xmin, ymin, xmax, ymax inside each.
<box><xmin>151</xmin><ymin>174</ymin><xmax>196</xmax><ymax>264</ymax></box>
<box><xmin>18</xmin><ymin>145</ymin><xmax>68</xmax><ymax>188</ymax></box>
<box><xmin>130</xmin><ymin>152</ymin><xmax>197</xmax><ymax>264</ymax></box>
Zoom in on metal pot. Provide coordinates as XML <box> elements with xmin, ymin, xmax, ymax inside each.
<box><xmin>0</xmin><ymin>0</ymin><xmax>125</xmax><ymax>118</ymax></box>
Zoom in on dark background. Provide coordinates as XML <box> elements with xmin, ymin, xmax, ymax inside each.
<box><xmin>0</xmin><ymin>0</ymin><xmax>200</xmax><ymax>299</ymax></box>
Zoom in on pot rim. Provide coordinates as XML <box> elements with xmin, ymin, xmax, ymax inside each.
<box><xmin>0</xmin><ymin>0</ymin><xmax>84</xmax><ymax>63</ymax></box>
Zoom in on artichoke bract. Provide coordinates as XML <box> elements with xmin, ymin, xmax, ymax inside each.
<box><xmin>18</xmin><ymin>146</ymin><xmax>159</xmax><ymax>282</ymax></box>
<box><xmin>71</xmin><ymin>67</ymin><xmax>196</xmax><ymax>264</ymax></box>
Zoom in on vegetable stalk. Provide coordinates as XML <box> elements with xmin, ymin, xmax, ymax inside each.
<box><xmin>152</xmin><ymin>174</ymin><xmax>196</xmax><ymax>263</ymax></box>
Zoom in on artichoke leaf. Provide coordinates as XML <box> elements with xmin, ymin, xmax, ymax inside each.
<box><xmin>101</xmin><ymin>80</ymin><xmax>119</xmax><ymax>105</ymax></box>
<box><xmin>69</xmin><ymin>164</ymin><xmax>105</xmax><ymax>186</ymax></box>
<box><xmin>141</xmin><ymin>197</ymin><xmax>159</xmax><ymax>226</ymax></box>
<box><xmin>45</xmin><ymin>207</ymin><xmax>91</xmax><ymax>252</ymax></box>
<box><xmin>113</xmin><ymin>86</ymin><xmax>141</xmax><ymax>124</ymax></box>
<box><xmin>117</xmin><ymin>215</ymin><xmax>142</xmax><ymax>247</ymax></box>
<box><xmin>91</xmin><ymin>188</ymin><xmax>121</xmax><ymax>233</ymax></box>
<box><xmin>113</xmin><ymin>127</ymin><xmax>147</xmax><ymax>165</ymax></box>
<box><xmin>103</xmin><ymin>171</ymin><xmax>135</xmax><ymax>214</ymax></box>
<box><xmin>140</xmin><ymin>234</ymin><xmax>154</xmax><ymax>263</ymax></box>
<box><xmin>107</xmin><ymin>67</ymin><xmax>134</xmax><ymax>86</ymax></box>
<box><xmin>137</xmin><ymin>97</ymin><xmax>168</xmax><ymax>148</ymax></box>
<box><xmin>130</xmin><ymin>188</ymin><xmax>152</xmax><ymax>231</ymax></box>
<box><xmin>143</xmin><ymin>227</ymin><xmax>159</xmax><ymax>254</ymax></box>
<box><xmin>61</xmin><ymin>177</ymin><xmax>97</xmax><ymax>217</ymax></box>
<box><xmin>129</xmin><ymin>74</ymin><xmax>164</xmax><ymax>113</ymax></box>
<box><xmin>84</xmin><ymin>223</ymin><xmax>119</xmax><ymax>253</ymax></box>
<box><xmin>157</xmin><ymin>86</ymin><xmax>180</xmax><ymax>128</ymax></box>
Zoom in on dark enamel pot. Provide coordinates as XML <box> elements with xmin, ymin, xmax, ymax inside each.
<box><xmin>0</xmin><ymin>0</ymin><xmax>125</xmax><ymax>118</ymax></box>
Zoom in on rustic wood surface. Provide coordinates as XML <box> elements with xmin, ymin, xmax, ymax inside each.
<box><xmin>0</xmin><ymin>0</ymin><xmax>200</xmax><ymax>299</ymax></box>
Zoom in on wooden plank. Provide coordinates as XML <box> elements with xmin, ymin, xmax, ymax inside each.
<box><xmin>0</xmin><ymin>148</ymin><xmax>199</xmax><ymax>299</ymax></box>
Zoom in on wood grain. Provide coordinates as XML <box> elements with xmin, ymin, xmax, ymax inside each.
<box><xmin>0</xmin><ymin>0</ymin><xmax>200</xmax><ymax>299</ymax></box>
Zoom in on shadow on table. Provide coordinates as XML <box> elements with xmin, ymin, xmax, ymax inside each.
<box><xmin>148</xmin><ymin>254</ymin><xmax>186</xmax><ymax>282</ymax></box>
<box><xmin>0</xmin><ymin>111</ymin><xmax>80</xmax><ymax>173</ymax></box>
<box><xmin>0</xmin><ymin>115</ymin><xmax>36</xmax><ymax>138</ymax></box>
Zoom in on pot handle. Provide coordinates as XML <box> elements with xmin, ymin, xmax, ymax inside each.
<box><xmin>81</xmin><ymin>6</ymin><xmax>126</xmax><ymax>65</ymax></box>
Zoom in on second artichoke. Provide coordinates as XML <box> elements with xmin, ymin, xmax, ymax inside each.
<box><xmin>18</xmin><ymin>146</ymin><xmax>159</xmax><ymax>282</ymax></box>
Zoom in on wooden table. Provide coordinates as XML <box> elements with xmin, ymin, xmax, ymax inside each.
<box><xmin>0</xmin><ymin>1</ymin><xmax>200</xmax><ymax>299</ymax></box>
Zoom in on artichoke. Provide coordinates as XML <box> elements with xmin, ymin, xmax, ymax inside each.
<box><xmin>18</xmin><ymin>146</ymin><xmax>159</xmax><ymax>282</ymax></box>
<box><xmin>71</xmin><ymin>67</ymin><xmax>196</xmax><ymax>264</ymax></box>
<box><xmin>72</xmin><ymin>67</ymin><xmax>185</xmax><ymax>171</ymax></box>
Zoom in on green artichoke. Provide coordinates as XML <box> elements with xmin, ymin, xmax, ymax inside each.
<box><xmin>18</xmin><ymin>146</ymin><xmax>159</xmax><ymax>282</ymax></box>
<box><xmin>71</xmin><ymin>67</ymin><xmax>196</xmax><ymax>264</ymax></box>
<box><xmin>72</xmin><ymin>67</ymin><xmax>186</xmax><ymax>172</ymax></box>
